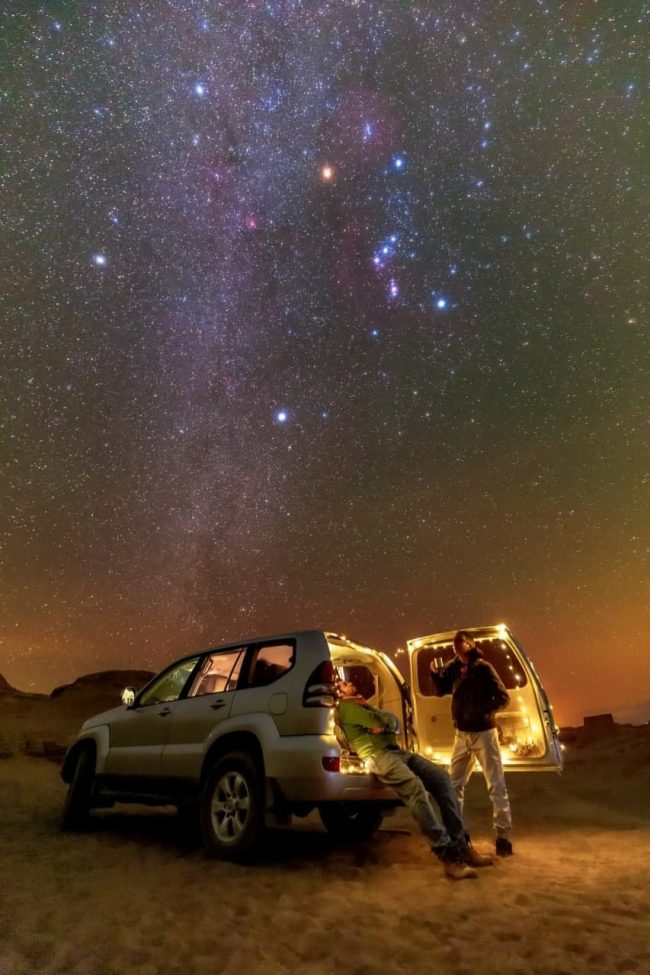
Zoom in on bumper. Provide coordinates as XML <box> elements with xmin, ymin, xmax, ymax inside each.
<box><xmin>264</xmin><ymin>734</ymin><xmax>398</xmax><ymax>803</ymax></box>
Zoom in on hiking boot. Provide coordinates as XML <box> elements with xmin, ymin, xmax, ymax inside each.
<box><xmin>462</xmin><ymin>843</ymin><xmax>495</xmax><ymax>867</ymax></box>
<box><xmin>443</xmin><ymin>859</ymin><xmax>478</xmax><ymax>881</ymax></box>
<box><xmin>496</xmin><ymin>836</ymin><xmax>513</xmax><ymax>857</ymax></box>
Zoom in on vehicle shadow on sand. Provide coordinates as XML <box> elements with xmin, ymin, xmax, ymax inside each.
<box><xmin>74</xmin><ymin>806</ymin><xmax>406</xmax><ymax>867</ymax></box>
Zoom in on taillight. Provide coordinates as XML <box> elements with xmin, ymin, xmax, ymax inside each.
<box><xmin>321</xmin><ymin>756</ymin><xmax>340</xmax><ymax>772</ymax></box>
<box><xmin>303</xmin><ymin>660</ymin><xmax>336</xmax><ymax>707</ymax></box>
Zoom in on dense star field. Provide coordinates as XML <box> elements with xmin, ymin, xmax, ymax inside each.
<box><xmin>1</xmin><ymin>1</ymin><xmax>648</xmax><ymax>722</ymax></box>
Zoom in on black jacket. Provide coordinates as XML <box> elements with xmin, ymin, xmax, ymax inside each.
<box><xmin>430</xmin><ymin>648</ymin><xmax>510</xmax><ymax>732</ymax></box>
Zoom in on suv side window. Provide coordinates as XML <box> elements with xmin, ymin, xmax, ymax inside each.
<box><xmin>138</xmin><ymin>657</ymin><xmax>200</xmax><ymax>707</ymax></box>
<box><xmin>188</xmin><ymin>648</ymin><xmax>245</xmax><ymax>696</ymax></box>
<box><xmin>247</xmin><ymin>642</ymin><xmax>294</xmax><ymax>688</ymax></box>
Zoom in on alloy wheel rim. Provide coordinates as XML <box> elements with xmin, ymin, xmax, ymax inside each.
<box><xmin>211</xmin><ymin>771</ymin><xmax>250</xmax><ymax>843</ymax></box>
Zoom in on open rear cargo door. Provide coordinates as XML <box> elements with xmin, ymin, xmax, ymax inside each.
<box><xmin>407</xmin><ymin>624</ymin><xmax>563</xmax><ymax>772</ymax></box>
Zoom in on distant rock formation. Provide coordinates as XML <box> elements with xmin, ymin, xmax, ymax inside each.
<box><xmin>0</xmin><ymin>668</ymin><xmax>155</xmax><ymax>762</ymax></box>
<box><xmin>0</xmin><ymin>673</ymin><xmax>46</xmax><ymax>699</ymax></box>
<box><xmin>560</xmin><ymin>712</ymin><xmax>647</xmax><ymax>746</ymax></box>
<box><xmin>50</xmin><ymin>670</ymin><xmax>155</xmax><ymax>698</ymax></box>
<box><xmin>0</xmin><ymin>673</ymin><xmax>16</xmax><ymax>694</ymax></box>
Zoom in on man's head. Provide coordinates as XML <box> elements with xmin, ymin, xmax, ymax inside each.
<box><xmin>336</xmin><ymin>678</ymin><xmax>359</xmax><ymax>699</ymax></box>
<box><xmin>453</xmin><ymin>630</ymin><xmax>475</xmax><ymax>662</ymax></box>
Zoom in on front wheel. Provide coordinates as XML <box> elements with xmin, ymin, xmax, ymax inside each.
<box><xmin>60</xmin><ymin>748</ymin><xmax>95</xmax><ymax>831</ymax></box>
<box><xmin>200</xmin><ymin>751</ymin><xmax>265</xmax><ymax>861</ymax></box>
<box><xmin>319</xmin><ymin>803</ymin><xmax>384</xmax><ymax>842</ymax></box>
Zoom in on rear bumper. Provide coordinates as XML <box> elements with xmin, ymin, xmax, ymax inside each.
<box><xmin>264</xmin><ymin>734</ymin><xmax>398</xmax><ymax>803</ymax></box>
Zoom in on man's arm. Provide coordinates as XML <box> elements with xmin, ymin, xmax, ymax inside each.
<box><xmin>429</xmin><ymin>659</ymin><xmax>458</xmax><ymax>696</ymax></box>
<box><xmin>481</xmin><ymin>663</ymin><xmax>510</xmax><ymax>712</ymax></box>
<box><xmin>338</xmin><ymin>699</ymin><xmax>384</xmax><ymax>732</ymax></box>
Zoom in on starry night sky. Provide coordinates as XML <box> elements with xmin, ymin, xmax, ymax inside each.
<box><xmin>2</xmin><ymin>1</ymin><xmax>648</xmax><ymax>723</ymax></box>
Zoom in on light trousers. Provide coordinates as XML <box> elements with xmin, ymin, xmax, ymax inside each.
<box><xmin>449</xmin><ymin>728</ymin><xmax>512</xmax><ymax>837</ymax></box>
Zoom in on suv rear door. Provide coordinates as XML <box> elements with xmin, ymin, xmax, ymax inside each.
<box><xmin>407</xmin><ymin>624</ymin><xmax>563</xmax><ymax>771</ymax></box>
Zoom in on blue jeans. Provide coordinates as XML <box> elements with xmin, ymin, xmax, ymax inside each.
<box><xmin>368</xmin><ymin>748</ymin><xmax>467</xmax><ymax>860</ymax></box>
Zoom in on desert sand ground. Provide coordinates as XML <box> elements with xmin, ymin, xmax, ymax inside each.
<box><xmin>0</xmin><ymin>681</ymin><xmax>649</xmax><ymax>975</ymax></box>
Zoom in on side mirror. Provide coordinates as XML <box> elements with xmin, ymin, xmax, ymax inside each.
<box><xmin>121</xmin><ymin>687</ymin><xmax>136</xmax><ymax>707</ymax></box>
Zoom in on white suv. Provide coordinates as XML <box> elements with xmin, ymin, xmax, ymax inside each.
<box><xmin>60</xmin><ymin>625</ymin><xmax>562</xmax><ymax>860</ymax></box>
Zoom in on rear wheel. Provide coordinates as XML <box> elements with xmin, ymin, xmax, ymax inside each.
<box><xmin>60</xmin><ymin>748</ymin><xmax>95</xmax><ymax>831</ymax></box>
<box><xmin>319</xmin><ymin>803</ymin><xmax>384</xmax><ymax>842</ymax></box>
<box><xmin>200</xmin><ymin>751</ymin><xmax>264</xmax><ymax>861</ymax></box>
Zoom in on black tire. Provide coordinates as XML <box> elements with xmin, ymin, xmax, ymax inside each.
<box><xmin>318</xmin><ymin>803</ymin><xmax>384</xmax><ymax>842</ymax></box>
<box><xmin>60</xmin><ymin>748</ymin><xmax>95</xmax><ymax>831</ymax></box>
<box><xmin>200</xmin><ymin>751</ymin><xmax>265</xmax><ymax>861</ymax></box>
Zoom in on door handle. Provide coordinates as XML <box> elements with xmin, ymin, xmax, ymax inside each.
<box><xmin>158</xmin><ymin>707</ymin><xmax>171</xmax><ymax>717</ymax></box>
<box><xmin>210</xmin><ymin>700</ymin><xmax>226</xmax><ymax>710</ymax></box>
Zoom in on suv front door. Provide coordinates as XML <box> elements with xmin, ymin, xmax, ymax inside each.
<box><xmin>104</xmin><ymin>656</ymin><xmax>201</xmax><ymax>779</ymax></box>
<box><xmin>407</xmin><ymin>624</ymin><xmax>563</xmax><ymax>771</ymax></box>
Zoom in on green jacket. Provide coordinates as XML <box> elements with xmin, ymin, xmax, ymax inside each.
<box><xmin>338</xmin><ymin>699</ymin><xmax>399</xmax><ymax>759</ymax></box>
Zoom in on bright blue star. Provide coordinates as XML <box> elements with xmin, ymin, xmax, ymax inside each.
<box><xmin>431</xmin><ymin>292</ymin><xmax>450</xmax><ymax>310</ymax></box>
<box><xmin>393</xmin><ymin>156</ymin><xmax>405</xmax><ymax>170</ymax></box>
<box><xmin>92</xmin><ymin>253</ymin><xmax>107</xmax><ymax>267</ymax></box>
<box><xmin>194</xmin><ymin>82</ymin><xmax>206</xmax><ymax>97</ymax></box>
<box><xmin>275</xmin><ymin>410</ymin><xmax>289</xmax><ymax>424</ymax></box>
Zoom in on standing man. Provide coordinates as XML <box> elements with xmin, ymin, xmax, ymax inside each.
<box><xmin>337</xmin><ymin>678</ymin><xmax>494</xmax><ymax>880</ymax></box>
<box><xmin>430</xmin><ymin>631</ymin><xmax>513</xmax><ymax>856</ymax></box>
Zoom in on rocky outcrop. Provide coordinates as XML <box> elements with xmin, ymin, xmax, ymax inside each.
<box><xmin>50</xmin><ymin>670</ymin><xmax>154</xmax><ymax>698</ymax></box>
<box><xmin>0</xmin><ymin>668</ymin><xmax>155</xmax><ymax>761</ymax></box>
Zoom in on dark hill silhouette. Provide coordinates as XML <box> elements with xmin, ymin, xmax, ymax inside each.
<box><xmin>0</xmin><ymin>669</ymin><xmax>155</xmax><ymax>760</ymax></box>
<box><xmin>51</xmin><ymin>669</ymin><xmax>155</xmax><ymax>699</ymax></box>
<box><xmin>0</xmin><ymin>673</ymin><xmax>46</xmax><ymax>698</ymax></box>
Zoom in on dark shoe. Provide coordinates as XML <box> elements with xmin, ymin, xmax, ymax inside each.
<box><xmin>462</xmin><ymin>843</ymin><xmax>495</xmax><ymax>867</ymax></box>
<box><xmin>444</xmin><ymin>859</ymin><xmax>478</xmax><ymax>880</ymax></box>
<box><xmin>496</xmin><ymin>836</ymin><xmax>513</xmax><ymax>857</ymax></box>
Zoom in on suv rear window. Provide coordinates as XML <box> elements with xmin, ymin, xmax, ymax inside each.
<box><xmin>246</xmin><ymin>642</ymin><xmax>294</xmax><ymax>687</ymax></box>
